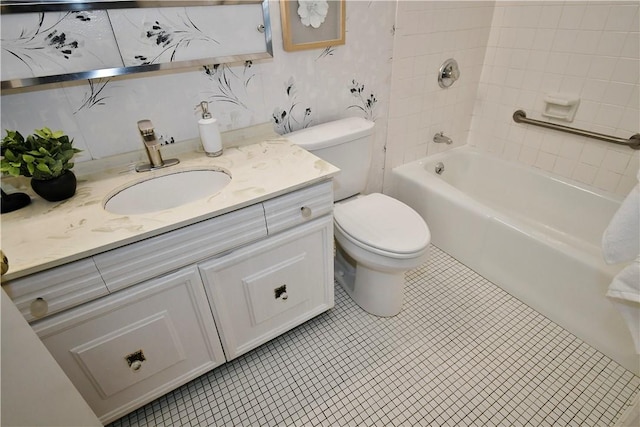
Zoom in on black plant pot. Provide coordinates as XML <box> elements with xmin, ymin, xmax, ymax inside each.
<box><xmin>31</xmin><ymin>170</ymin><xmax>77</xmax><ymax>202</ymax></box>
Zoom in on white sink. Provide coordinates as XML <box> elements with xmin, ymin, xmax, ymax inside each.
<box><xmin>104</xmin><ymin>169</ymin><xmax>231</xmax><ymax>215</ymax></box>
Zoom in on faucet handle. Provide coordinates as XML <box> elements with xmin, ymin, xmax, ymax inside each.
<box><xmin>137</xmin><ymin>119</ymin><xmax>155</xmax><ymax>136</ymax></box>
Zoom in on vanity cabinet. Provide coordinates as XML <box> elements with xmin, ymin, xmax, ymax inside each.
<box><xmin>31</xmin><ymin>266</ymin><xmax>226</xmax><ymax>423</ymax></box>
<box><xmin>5</xmin><ymin>180</ymin><xmax>334</xmax><ymax>424</ymax></box>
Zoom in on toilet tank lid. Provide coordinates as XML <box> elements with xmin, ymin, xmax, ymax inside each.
<box><xmin>285</xmin><ymin>117</ymin><xmax>374</xmax><ymax>150</ymax></box>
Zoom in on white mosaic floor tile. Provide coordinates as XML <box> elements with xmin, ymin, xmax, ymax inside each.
<box><xmin>109</xmin><ymin>245</ymin><xmax>639</xmax><ymax>427</ymax></box>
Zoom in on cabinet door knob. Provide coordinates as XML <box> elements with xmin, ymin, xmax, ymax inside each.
<box><xmin>30</xmin><ymin>297</ymin><xmax>48</xmax><ymax>318</ymax></box>
<box><xmin>300</xmin><ymin>206</ymin><xmax>312</xmax><ymax>218</ymax></box>
<box><xmin>0</xmin><ymin>250</ymin><xmax>8</xmax><ymax>276</ymax></box>
<box><xmin>130</xmin><ymin>360</ymin><xmax>143</xmax><ymax>371</ymax></box>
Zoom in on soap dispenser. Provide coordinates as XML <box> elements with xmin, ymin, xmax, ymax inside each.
<box><xmin>196</xmin><ymin>101</ymin><xmax>222</xmax><ymax>157</ymax></box>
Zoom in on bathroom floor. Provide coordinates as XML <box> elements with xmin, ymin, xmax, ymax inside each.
<box><xmin>109</xmin><ymin>245</ymin><xmax>639</xmax><ymax>427</ymax></box>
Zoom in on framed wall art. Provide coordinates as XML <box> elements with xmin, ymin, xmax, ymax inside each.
<box><xmin>280</xmin><ymin>0</ymin><xmax>345</xmax><ymax>52</ymax></box>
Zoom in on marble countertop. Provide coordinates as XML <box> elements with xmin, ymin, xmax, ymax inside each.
<box><xmin>1</xmin><ymin>127</ymin><xmax>339</xmax><ymax>282</ymax></box>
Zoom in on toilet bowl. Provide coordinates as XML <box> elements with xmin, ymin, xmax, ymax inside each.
<box><xmin>333</xmin><ymin>193</ymin><xmax>430</xmax><ymax>316</ymax></box>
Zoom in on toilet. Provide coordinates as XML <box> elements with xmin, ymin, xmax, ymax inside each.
<box><xmin>286</xmin><ymin>117</ymin><xmax>430</xmax><ymax>317</ymax></box>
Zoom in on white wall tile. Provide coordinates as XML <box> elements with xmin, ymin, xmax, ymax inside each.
<box><xmin>553</xmin><ymin>156</ymin><xmax>577</xmax><ymax>178</ymax></box>
<box><xmin>617</xmin><ymin>174</ymin><xmax>639</xmax><ymax>195</ymax></box>
<box><xmin>534</xmin><ymin>151</ymin><xmax>557</xmax><ymax>171</ymax></box>
<box><xmin>539</xmin><ymin>5</ymin><xmax>563</xmax><ymax>29</ymax></box>
<box><xmin>469</xmin><ymin>1</ymin><xmax>639</xmax><ymax>196</ymax></box>
<box><xmin>572</xmin><ymin>31</ymin><xmax>602</xmax><ymax>55</ymax></box>
<box><xmin>572</xmin><ymin>162</ymin><xmax>598</xmax><ymax>184</ymax></box>
<box><xmin>588</xmin><ymin>57</ymin><xmax>617</xmax><ymax>80</ymax></box>
<box><xmin>580</xmin><ymin>144</ymin><xmax>607</xmax><ymax>167</ymax></box>
<box><xmin>611</xmin><ymin>58</ymin><xmax>639</xmax><ymax>85</ymax></box>
<box><xmin>593</xmin><ymin>168</ymin><xmax>622</xmax><ymax>193</ymax></box>
<box><xmin>580</xmin><ymin>5</ymin><xmax>609</xmax><ymax>30</ymax></box>
<box><xmin>604</xmin><ymin>5</ymin><xmax>638</xmax><ymax>32</ymax></box>
<box><xmin>602</xmin><ymin>82</ymin><xmax>634</xmax><ymax>107</ymax></box>
<box><xmin>621</xmin><ymin>33</ymin><xmax>640</xmax><ymax>59</ymax></box>
<box><xmin>602</xmin><ymin>149</ymin><xmax>631</xmax><ymax>174</ymax></box>
<box><xmin>597</xmin><ymin>32</ymin><xmax>626</xmax><ymax>57</ymax></box>
<box><xmin>518</xmin><ymin>145</ymin><xmax>538</xmax><ymax>165</ymax></box>
<box><xmin>619</xmin><ymin>107</ymin><xmax>640</xmax><ymax>133</ymax></box>
<box><xmin>559</xmin><ymin>4</ymin><xmax>586</xmax><ymax>30</ymax></box>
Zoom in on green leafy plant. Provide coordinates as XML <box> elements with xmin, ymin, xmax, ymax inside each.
<box><xmin>1</xmin><ymin>128</ymin><xmax>81</xmax><ymax>180</ymax></box>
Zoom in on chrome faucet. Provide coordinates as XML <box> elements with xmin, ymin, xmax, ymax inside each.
<box><xmin>135</xmin><ymin>120</ymin><xmax>179</xmax><ymax>172</ymax></box>
<box><xmin>433</xmin><ymin>131</ymin><xmax>453</xmax><ymax>145</ymax></box>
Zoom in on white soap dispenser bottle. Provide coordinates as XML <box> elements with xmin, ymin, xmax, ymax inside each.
<box><xmin>196</xmin><ymin>101</ymin><xmax>222</xmax><ymax>157</ymax></box>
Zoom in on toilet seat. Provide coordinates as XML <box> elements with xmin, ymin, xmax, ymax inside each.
<box><xmin>333</xmin><ymin>193</ymin><xmax>430</xmax><ymax>259</ymax></box>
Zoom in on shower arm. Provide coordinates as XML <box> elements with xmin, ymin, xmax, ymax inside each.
<box><xmin>512</xmin><ymin>110</ymin><xmax>640</xmax><ymax>150</ymax></box>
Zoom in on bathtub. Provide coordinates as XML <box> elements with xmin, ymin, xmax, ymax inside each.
<box><xmin>390</xmin><ymin>147</ymin><xmax>639</xmax><ymax>374</ymax></box>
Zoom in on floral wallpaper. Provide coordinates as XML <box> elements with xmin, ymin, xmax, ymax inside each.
<box><xmin>0</xmin><ymin>10</ymin><xmax>122</xmax><ymax>79</ymax></box>
<box><xmin>0</xmin><ymin>3</ymin><xmax>268</xmax><ymax>80</ymax></box>
<box><xmin>1</xmin><ymin>0</ymin><xmax>395</xmax><ymax>192</ymax></box>
<box><xmin>108</xmin><ymin>4</ymin><xmax>266</xmax><ymax>67</ymax></box>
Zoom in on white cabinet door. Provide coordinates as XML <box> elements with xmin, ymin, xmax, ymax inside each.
<box><xmin>199</xmin><ymin>216</ymin><xmax>334</xmax><ymax>360</ymax></box>
<box><xmin>31</xmin><ymin>266</ymin><xmax>225</xmax><ymax>425</ymax></box>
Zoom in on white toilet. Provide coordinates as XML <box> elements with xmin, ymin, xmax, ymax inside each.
<box><xmin>286</xmin><ymin>117</ymin><xmax>431</xmax><ymax>317</ymax></box>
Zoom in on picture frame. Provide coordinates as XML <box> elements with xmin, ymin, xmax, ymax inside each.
<box><xmin>280</xmin><ymin>0</ymin><xmax>345</xmax><ymax>52</ymax></box>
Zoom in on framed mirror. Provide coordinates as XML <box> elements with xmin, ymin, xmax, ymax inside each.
<box><xmin>1</xmin><ymin>0</ymin><xmax>273</xmax><ymax>89</ymax></box>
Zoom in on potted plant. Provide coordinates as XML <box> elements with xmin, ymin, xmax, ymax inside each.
<box><xmin>1</xmin><ymin>128</ymin><xmax>81</xmax><ymax>202</ymax></box>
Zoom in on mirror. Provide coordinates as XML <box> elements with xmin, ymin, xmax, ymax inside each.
<box><xmin>0</xmin><ymin>0</ymin><xmax>272</xmax><ymax>89</ymax></box>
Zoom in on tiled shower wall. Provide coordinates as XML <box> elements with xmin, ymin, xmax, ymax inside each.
<box><xmin>383</xmin><ymin>1</ymin><xmax>495</xmax><ymax>187</ymax></box>
<box><xmin>384</xmin><ymin>1</ymin><xmax>639</xmax><ymax>197</ymax></box>
<box><xmin>471</xmin><ymin>1</ymin><xmax>640</xmax><ymax>196</ymax></box>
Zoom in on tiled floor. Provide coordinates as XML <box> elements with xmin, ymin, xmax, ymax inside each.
<box><xmin>109</xmin><ymin>246</ymin><xmax>639</xmax><ymax>427</ymax></box>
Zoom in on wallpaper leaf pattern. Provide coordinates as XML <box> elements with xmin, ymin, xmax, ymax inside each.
<box><xmin>1</xmin><ymin>12</ymin><xmax>90</xmax><ymax>74</ymax></box>
<box><xmin>203</xmin><ymin>61</ymin><xmax>254</xmax><ymax>109</ymax></box>
<box><xmin>316</xmin><ymin>46</ymin><xmax>335</xmax><ymax>60</ymax></box>
<box><xmin>74</xmin><ymin>78</ymin><xmax>112</xmax><ymax>114</ymax></box>
<box><xmin>127</xmin><ymin>10</ymin><xmax>220</xmax><ymax>65</ymax></box>
<box><xmin>348</xmin><ymin>79</ymin><xmax>377</xmax><ymax>121</ymax></box>
<box><xmin>272</xmin><ymin>77</ymin><xmax>313</xmax><ymax>134</ymax></box>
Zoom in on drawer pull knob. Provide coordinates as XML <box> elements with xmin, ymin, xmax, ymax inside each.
<box><xmin>30</xmin><ymin>298</ymin><xmax>48</xmax><ymax>318</ymax></box>
<box><xmin>274</xmin><ymin>284</ymin><xmax>287</xmax><ymax>300</ymax></box>
<box><xmin>126</xmin><ymin>349</ymin><xmax>146</xmax><ymax>372</ymax></box>
<box><xmin>300</xmin><ymin>206</ymin><xmax>312</xmax><ymax>218</ymax></box>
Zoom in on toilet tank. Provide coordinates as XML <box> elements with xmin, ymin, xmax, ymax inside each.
<box><xmin>285</xmin><ymin>117</ymin><xmax>374</xmax><ymax>201</ymax></box>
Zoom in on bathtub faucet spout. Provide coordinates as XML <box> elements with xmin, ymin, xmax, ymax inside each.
<box><xmin>433</xmin><ymin>132</ymin><xmax>453</xmax><ymax>145</ymax></box>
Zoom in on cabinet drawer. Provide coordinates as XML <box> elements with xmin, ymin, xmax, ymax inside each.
<box><xmin>32</xmin><ymin>266</ymin><xmax>225</xmax><ymax>425</ymax></box>
<box><xmin>2</xmin><ymin>258</ymin><xmax>108</xmax><ymax>322</ymax></box>
<box><xmin>94</xmin><ymin>203</ymin><xmax>267</xmax><ymax>292</ymax></box>
<box><xmin>199</xmin><ymin>215</ymin><xmax>334</xmax><ymax>360</ymax></box>
<box><xmin>262</xmin><ymin>180</ymin><xmax>333</xmax><ymax>235</ymax></box>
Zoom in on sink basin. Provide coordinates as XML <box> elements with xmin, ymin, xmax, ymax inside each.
<box><xmin>105</xmin><ymin>169</ymin><xmax>231</xmax><ymax>215</ymax></box>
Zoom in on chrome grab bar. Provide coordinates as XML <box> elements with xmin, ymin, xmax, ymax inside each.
<box><xmin>512</xmin><ymin>110</ymin><xmax>640</xmax><ymax>150</ymax></box>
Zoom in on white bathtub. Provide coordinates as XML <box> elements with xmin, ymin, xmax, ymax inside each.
<box><xmin>390</xmin><ymin>147</ymin><xmax>639</xmax><ymax>374</ymax></box>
